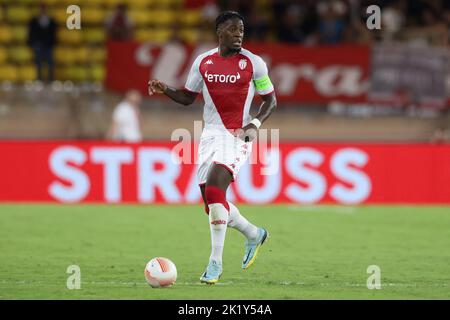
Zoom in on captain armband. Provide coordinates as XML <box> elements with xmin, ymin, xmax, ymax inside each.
<box><xmin>253</xmin><ymin>75</ymin><xmax>273</xmax><ymax>91</ymax></box>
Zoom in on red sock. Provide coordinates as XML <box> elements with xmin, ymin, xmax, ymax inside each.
<box><xmin>205</xmin><ymin>186</ymin><xmax>230</xmax><ymax>213</ymax></box>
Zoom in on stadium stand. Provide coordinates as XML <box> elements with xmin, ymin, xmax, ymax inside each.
<box><xmin>0</xmin><ymin>0</ymin><xmax>448</xmax><ymax>141</ymax></box>
<box><xmin>0</xmin><ymin>0</ymin><xmax>213</xmax><ymax>83</ymax></box>
<box><xmin>0</xmin><ymin>0</ymin><xmax>448</xmax><ymax>83</ymax></box>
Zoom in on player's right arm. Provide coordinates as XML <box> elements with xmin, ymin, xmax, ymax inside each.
<box><xmin>148</xmin><ymin>54</ymin><xmax>204</xmax><ymax>106</ymax></box>
<box><xmin>148</xmin><ymin>80</ymin><xmax>198</xmax><ymax>106</ymax></box>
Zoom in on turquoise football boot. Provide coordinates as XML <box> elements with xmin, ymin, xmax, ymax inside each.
<box><xmin>200</xmin><ymin>260</ymin><xmax>223</xmax><ymax>285</ymax></box>
<box><xmin>242</xmin><ymin>228</ymin><xmax>269</xmax><ymax>270</ymax></box>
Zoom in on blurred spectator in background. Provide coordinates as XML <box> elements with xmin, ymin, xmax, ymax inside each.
<box><xmin>275</xmin><ymin>3</ymin><xmax>305</xmax><ymax>43</ymax></box>
<box><xmin>105</xmin><ymin>3</ymin><xmax>134</xmax><ymax>41</ymax></box>
<box><xmin>445</xmin><ymin>9</ymin><xmax>450</xmax><ymax>45</ymax></box>
<box><xmin>316</xmin><ymin>0</ymin><xmax>348</xmax><ymax>44</ymax></box>
<box><xmin>404</xmin><ymin>3</ymin><xmax>448</xmax><ymax>46</ymax></box>
<box><xmin>107</xmin><ymin>90</ymin><xmax>143</xmax><ymax>142</ymax></box>
<box><xmin>27</xmin><ymin>3</ymin><xmax>57</xmax><ymax>82</ymax></box>
<box><xmin>343</xmin><ymin>1</ymin><xmax>374</xmax><ymax>45</ymax></box>
<box><xmin>381</xmin><ymin>0</ymin><xmax>406</xmax><ymax>41</ymax></box>
<box><xmin>211</xmin><ymin>0</ymin><xmax>448</xmax><ymax>46</ymax></box>
<box><xmin>219</xmin><ymin>0</ymin><xmax>252</xmax><ymax>18</ymax></box>
<box><xmin>245</xmin><ymin>8</ymin><xmax>270</xmax><ymax>41</ymax></box>
<box><xmin>201</xmin><ymin>0</ymin><xmax>220</xmax><ymax>25</ymax></box>
<box><xmin>199</xmin><ymin>0</ymin><xmax>220</xmax><ymax>42</ymax></box>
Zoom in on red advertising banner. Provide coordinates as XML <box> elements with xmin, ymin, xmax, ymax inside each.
<box><xmin>105</xmin><ymin>41</ymin><xmax>369</xmax><ymax>104</ymax></box>
<box><xmin>1</xmin><ymin>141</ymin><xmax>449</xmax><ymax>204</ymax></box>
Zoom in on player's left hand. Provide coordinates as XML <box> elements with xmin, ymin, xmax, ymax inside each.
<box><xmin>238</xmin><ymin>123</ymin><xmax>258</xmax><ymax>142</ymax></box>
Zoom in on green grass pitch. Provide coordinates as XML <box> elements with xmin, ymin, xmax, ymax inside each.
<box><xmin>0</xmin><ymin>204</ymin><xmax>449</xmax><ymax>299</ymax></box>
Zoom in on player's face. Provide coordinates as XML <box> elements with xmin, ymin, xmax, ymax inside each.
<box><xmin>219</xmin><ymin>18</ymin><xmax>244</xmax><ymax>52</ymax></box>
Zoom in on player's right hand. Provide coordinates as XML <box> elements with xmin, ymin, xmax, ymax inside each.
<box><xmin>148</xmin><ymin>80</ymin><xmax>167</xmax><ymax>96</ymax></box>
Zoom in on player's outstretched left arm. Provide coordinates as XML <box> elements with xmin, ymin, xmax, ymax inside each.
<box><xmin>240</xmin><ymin>92</ymin><xmax>277</xmax><ymax>142</ymax></box>
<box><xmin>148</xmin><ymin>79</ymin><xmax>198</xmax><ymax>106</ymax></box>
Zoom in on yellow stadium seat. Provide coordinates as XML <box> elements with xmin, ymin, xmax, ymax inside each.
<box><xmin>134</xmin><ymin>29</ymin><xmax>150</xmax><ymax>42</ymax></box>
<box><xmin>0</xmin><ymin>65</ymin><xmax>19</xmax><ymax>82</ymax></box>
<box><xmin>64</xmin><ymin>0</ymin><xmax>90</xmax><ymax>6</ymax></box>
<box><xmin>76</xmin><ymin>47</ymin><xmax>90</xmax><ymax>64</ymax></box>
<box><xmin>43</xmin><ymin>0</ymin><xmax>86</xmax><ymax>7</ymax></box>
<box><xmin>7</xmin><ymin>5</ymin><xmax>35</xmax><ymax>24</ymax></box>
<box><xmin>129</xmin><ymin>9</ymin><xmax>152</xmax><ymax>26</ymax></box>
<box><xmin>180</xmin><ymin>29</ymin><xmax>199</xmax><ymax>44</ymax></box>
<box><xmin>179</xmin><ymin>10</ymin><xmax>202</xmax><ymax>27</ymax></box>
<box><xmin>104</xmin><ymin>0</ymin><xmax>123</xmax><ymax>9</ymax></box>
<box><xmin>83</xmin><ymin>28</ymin><xmax>106</xmax><ymax>43</ymax></box>
<box><xmin>67</xmin><ymin>66</ymin><xmax>89</xmax><ymax>82</ymax></box>
<box><xmin>149</xmin><ymin>10</ymin><xmax>177</xmax><ymax>26</ymax></box>
<box><xmin>91</xmin><ymin>64</ymin><xmax>105</xmax><ymax>82</ymax></box>
<box><xmin>57</xmin><ymin>29</ymin><xmax>83</xmax><ymax>45</ymax></box>
<box><xmin>65</xmin><ymin>66</ymin><xmax>76</xmax><ymax>81</ymax></box>
<box><xmin>55</xmin><ymin>67</ymin><xmax>68</xmax><ymax>80</ymax></box>
<box><xmin>18</xmin><ymin>64</ymin><xmax>37</xmax><ymax>81</ymax></box>
<box><xmin>55</xmin><ymin>46</ymin><xmax>106</xmax><ymax>65</ymax></box>
<box><xmin>136</xmin><ymin>28</ymin><xmax>171</xmax><ymax>43</ymax></box>
<box><xmin>11</xmin><ymin>26</ymin><xmax>28</xmax><ymax>43</ymax></box>
<box><xmin>0</xmin><ymin>0</ymin><xmax>36</xmax><ymax>6</ymax></box>
<box><xmin>42</xmin><ymin>0</ymin><xmax>62</xmax><ymax>6</ymax></box>
<box><xmin>0</xmin><ymin>47</ymin><xmax>8</xmax><ymax>64</ymax></box>
<box><xmin>82</xmin><ymin>7</ymin><xmax>107</xmax><ymax>24</ymax></box>
<box><xmin>0</xmin><ymin>25</ymin><xmax>13</xmax><ymax>43</ymax></box>
<box><xmin>50</xmin><ymin>7</ymin><xmax>70</xmax><ymax>25</ymax></box>
<box><xmin>154</xmin><ymin>0</ymin><xmax>182</xmax><ymax>9</ymax></box>
<box><xmin>79</xmin><ymin>0</ymin><xmax>107</xmax><ymax>6</ymax></box>
<box><xmin>54</xmin><ymin>46</ymin><xmax>77</xmax><ymax>65</ymax></box>
<box><xmin>8</xmin><ymin>46</ymin><xmax>33</xmax><ymax>64</ymax></box>
<box><xmin>123</xmin><ymin>0</ymin><xmax>154</xmax><ymax>8</ymax></box>
<box><xmin>15</xmin><ymin>0</ymin><xmax>36</xmax><ymax>5</ymax></box>
<box><xmin>89</xmin><ymin>47</ymin><xmax>106</xmax><ymax>63</ymax></box>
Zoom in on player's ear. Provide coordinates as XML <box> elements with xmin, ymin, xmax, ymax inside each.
<box><xmin>216</xmin><ymin>26</ymin><xmax>222</xmax><ymax>38</ymax></box>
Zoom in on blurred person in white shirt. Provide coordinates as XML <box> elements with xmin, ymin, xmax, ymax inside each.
<box><xmin>107</xmin><ymin>90</ymin><xmax>142</xmax><ymax>142</ymax></box>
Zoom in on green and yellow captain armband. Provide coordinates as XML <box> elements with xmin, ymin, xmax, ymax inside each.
<box><xmin>253</xmin><ymin>75</ymin><xmax>273</xmax><ymax>91</ymax></box>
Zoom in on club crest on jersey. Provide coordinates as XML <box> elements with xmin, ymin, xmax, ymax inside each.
<box><xmin>239</xmin><ymin>59</ymin><xmax>247</xmax><ymax>70</ymax></box>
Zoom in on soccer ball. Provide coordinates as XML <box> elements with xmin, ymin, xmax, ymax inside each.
<box><xmin>144</xmin><ymin>257</ymin><xmax>177</xmax><ymax>288</ymax></box>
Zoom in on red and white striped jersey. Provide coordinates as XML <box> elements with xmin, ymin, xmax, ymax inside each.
<box><xmin>184</xmin><ymin>47</ymin><xmax>274</xmax><ymax>131</ymax></box>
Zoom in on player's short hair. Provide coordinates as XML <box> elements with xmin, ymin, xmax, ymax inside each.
<box><xmin>215</xmin><ymin>11</ymin><xmax>244</xmax><ymax>32</ymax></box>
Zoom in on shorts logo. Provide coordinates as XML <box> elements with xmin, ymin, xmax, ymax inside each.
<box><xmin>204</xmin><ymin>71</ymin><xmax>241</xmax><ymax>83</ymax></box>
<box><xmin>211</xmin><ymin>220</ymin><xmax>227</xmax><ymax>225</ymax></box>
<box><xmin>239</xmin><ymin>59</ymin><xmax>247</xmax><ymax>70</ymax></box>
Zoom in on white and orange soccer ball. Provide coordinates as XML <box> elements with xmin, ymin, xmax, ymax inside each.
<box><xmin>144</xmin><ymin>257</ymin><xmax>177</xmax><ymax>288</ymax></box>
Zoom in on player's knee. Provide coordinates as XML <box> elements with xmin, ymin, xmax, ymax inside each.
<box><xmin>205</xmin><ymin>185</ymin><xmax>230</xmax><ymax>212</ymax></box>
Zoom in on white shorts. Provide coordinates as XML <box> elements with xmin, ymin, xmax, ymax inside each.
<box><xmin>197</xmin><ymin>126</ymin><xmax>253</xmax><ymax>184</ymax></box>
